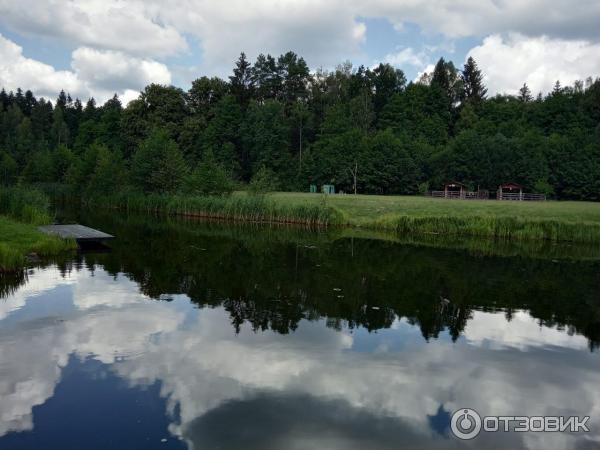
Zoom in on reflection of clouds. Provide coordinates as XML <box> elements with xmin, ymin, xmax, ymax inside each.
<box><xmin>72</xmin><ymin>271</ymin><xmax>146</xmax><ymax>311</ymax></box>
<box><xmin>0</xmin><ymin>267</ymin><xmax>184</xmax><ymax>436</ymax></box>
<box><xmin>112</xmin><ymin>311</ymin><xmax>600</xmax><ymax>450</ymax></box>
<box><xmin>0</xmin><ymin>269</ymin><xmax>76</xmax><ymax>320</ymax></box>
<box><xmin>1</xmin><ymin>266</ymin><xmax>599</xmax><ymax>450</ymax></box>
<box><xmin>463</xmin><ymin>311</ymin><xmax>589</xmax><ymax>350</ymax></box>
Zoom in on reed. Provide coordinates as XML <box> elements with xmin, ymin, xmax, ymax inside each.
<box><xmin>0</xmin><ymin>187</ymin><xmax>52</xmax><ymax>225</ymax></box>
<box><xmin>377</xmin><ymin>215</ymin><xmax>600</xmax><ymax>243</ymax></box>
<box><xmin>84</xmin><ymin>192</ymin><xmax>344</xmax><ymax>227</ymax></box>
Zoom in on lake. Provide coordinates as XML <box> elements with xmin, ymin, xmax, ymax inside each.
<box><xmin>1</xmin><ymin>211</ymin><xmax>599</xmax><ymax>450</ymax></box>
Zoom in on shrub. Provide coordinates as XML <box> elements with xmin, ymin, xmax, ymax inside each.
<box><xmin>182</xmin><ymin>150</ymin><xmax>234</xmax><ymax>196</ymax></box>
<box><xmin>248</xmin><ymin>166</ymin><xmax>280</xmax><ymax>195</ymax></box>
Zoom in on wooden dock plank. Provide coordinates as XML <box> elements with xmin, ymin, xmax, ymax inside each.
<box><xmin>38</xmin><ymin>224</ymin><xmax>114</xmax><ymax>242</ymax></box>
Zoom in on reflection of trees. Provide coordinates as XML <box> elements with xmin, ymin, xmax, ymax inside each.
<box><xmin>56</xmin><ymin>212</ymin><xmax>600</xmax><ymax>349</ymax></box>
<box><xmin>0</xmin><ymin>270</ymin><xmax>27</xmax><ymax>299</ymax></box>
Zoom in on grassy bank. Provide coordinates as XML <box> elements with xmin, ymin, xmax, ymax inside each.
<box><xmin>84</xmin><ymin>191</ymin><xmax>600</xmax><ymax>244</ymax></box>
<box><xmin>0</xmin><ymin>217</ymin><xmax>75</xmax><ymax>271</ymax></box>
<box><xmin>0</xmin><ymin>187</ymin><xmax>75</xmax><ymax>272</ymax></box>
<box><xmin>272</xmin><ymin>192</ymin><xmax>600</xmax><ymax>243</ymax></box>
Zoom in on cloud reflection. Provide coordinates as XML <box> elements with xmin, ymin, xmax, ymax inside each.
<box><xmin>0</xmin><ymin>266</ymin><xmax>599</xmax><ymax>450</ymax></box>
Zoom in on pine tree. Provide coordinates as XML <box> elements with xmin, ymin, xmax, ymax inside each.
<box><xmin>552</xmin><ymin>80</ymin><xmax>563</xmax><ymax>96</ymax></box>
<box><xmin>229</xmin><ymin>52</ymin><xmax>254</xmax><ymax>107</ymax></box>
<box><xmin>461</xmin><ymin>57</ymin><xmax>487</xmax><ymax>105</ymax></box>
<box><xmin>431</xmin><ymin>58</ymin><xmax>450</xmax><ymax>93</ymax></box>
<box><xmin>518</xmin><ymin>84</ymin><xmax>533</xmax><ymax>102</ymax></box>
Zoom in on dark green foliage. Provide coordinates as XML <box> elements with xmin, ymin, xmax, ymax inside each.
<box><xmin>243</xmin><ymin>100</ymin><xmax>291</xmax><ymax>176</ymax></box>
<box><xmin>360</xmin><ymin>130</ymin><xmax>420</xmax><ymax>195</ymax></box>
<box><xmin>0</xmin><ymin>152</ymin><xmax>17</xmax><ymax>186</ymax></box>
<box><xmin>87</xmin><ymin>147</ymin><xmax>128</xmax><ymax>196</ymax></box>
<box><xmin>229</xmin><ymin>52</ymin><xmax>254</xmax><ymax>107</ymax></box>
<box><xmin>0</xmin><ymin>52</ymin><xmax>599</xmax><ymax>200</ymax></box>
<box><xmin>379</xmin><ymin>83</ymin><xmax>450</xmax><ymax>145</ymax></box>
<box><xmin>249</xmin><ymin>166</ymin><xmax>280</xmax><ymax>194</ymax></box>
<box><xmin>131</xmin><ymin>129</ymin><xmax>187</xmax><ymax>193</ymax></box>
<box><xmin>0</xmin><ymin>186</ymin><xmax>51</xmax><ymax>224</ymax></box>
<box><xmin>461</xmin><ymin>57</ymin><xmax>488</xmax><ymax>105</ymax></box>
<box><xmin>182</xmin><ymin>150</ymin><xmax>234</xmax><ymax>196</ymax></box>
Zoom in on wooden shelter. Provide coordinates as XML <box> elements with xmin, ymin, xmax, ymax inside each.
<box><xmin>428</xmin><ymin>182</ymin><xmax>489</xmax><ymax>200</ymax></box>
<box><xmin>443</xmin><ymin>182</ymin><xmax>467</xmax><ymax>199</ymax></box>
<box><xmin>497</xmin><ymin>183</ymin><xmax>545</xmax><ymax>201</ymax></box>
<box><xmin>498</xmin><ymin>182</ymin><xmax>523</xmax><ymax>200</ymax></box>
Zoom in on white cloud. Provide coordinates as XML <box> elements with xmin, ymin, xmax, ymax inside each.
<box><xmin>0</xmin><ymin>33</ymin><xmax>82</xmax><ymax>99</ymax></box>
<box><xmin>0</xmin><ymin>0</ymin><xmax>187</xmax><ymax>57</ymax></box>
<box><xmin>71</xmin><ymin>47</ymin><xmax>171</xmax><ymax>96</ymax></box>
<box><xmin>1</xmin><ymin>1</ymin><xmax>600</xmax><ymax>100</ymax></box>
<box><xmin>356</xmin><ymin>0</ymin><xmax>600</xmax><ymax>41</ymax></box>
<box><xmin>0</xmin><ymin>34</ymin><xmax>170</xmax><ymax>103</ymax></box>
<box><xmin>415</xmin><ymin>64</ymin><xmax>435</xmax><ymax>83</ymax></box>
<box><xmin>468</xmin><ymin>33</ymin><xmax>600</xmax><ymax>95</ymax></box>
<box><xmin>384</xmin><ymin>48</ymin><xmax>427</xmax><ymax>67</ymax></box>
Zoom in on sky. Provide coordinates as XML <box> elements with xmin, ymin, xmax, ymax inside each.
<box><xmin>0</xmin><ymin>0</ymin><xmax>599</xmax><ymax>104</ymax></box>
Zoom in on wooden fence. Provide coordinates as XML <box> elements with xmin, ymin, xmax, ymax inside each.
<box><xmin>497</xmin><ymin>192</ymin><xmax>546</xmax><ymax>201</ymax></box>
<box><xmin>428</xmin><ymin>191</ymin><xmax>546</xmax><ymax>201</ymax></box>
<box><xmin>429</xmin><ymin>191</ymin><xmax>489</xmax><ymax>200</ymax></box>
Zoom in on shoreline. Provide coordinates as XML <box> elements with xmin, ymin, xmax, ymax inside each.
<box><xmin>0</xmin><ymin>216</ymin><xmax>76</xmax><ymax>272</ymax></box>
<box><xmin>79</xmin><ymin>191</ymin><xmax>600</xmax><ymax>244</ymax></box>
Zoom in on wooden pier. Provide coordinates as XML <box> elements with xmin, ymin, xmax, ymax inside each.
<box><xmin>38</xmin><ymin>224</ymin><xmax>114</xmax><ymax>243</ymax></box>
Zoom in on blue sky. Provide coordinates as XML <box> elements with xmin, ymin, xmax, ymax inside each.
<box><xmin>0</xmin><ymin>1</ymin><xmax>599</xmax><ymax>104</ymax></box>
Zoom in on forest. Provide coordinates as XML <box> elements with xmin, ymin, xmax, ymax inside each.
<box><xmin>0</xmin><ymin>52</ymin><xmax>599</xmax><ymax>200</ymax></box>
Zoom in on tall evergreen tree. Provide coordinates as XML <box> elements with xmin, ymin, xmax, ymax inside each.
<box><xmin>229</xmin><ymin>52</ymin><xmax>255</xmax><ymax>107</ymax></box>
<box><xmin>518</xmin><ymin>84</ymin><xmax>533</xmax><ymax>102</ymax></box>
<box><xmin>461</xmin><ymin>57</ymin><xmax>487</xmax><ymax>105</ymax></box>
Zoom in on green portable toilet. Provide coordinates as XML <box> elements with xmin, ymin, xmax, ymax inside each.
<box><xmin>322</xmin><ymin>184</ymin><xmax>335</xmax><ymax>194</ymax></box>
<box><xmin>309</xmin><ymin>184</ymin><xmax>317</xmax><ymax>193</ymax></box>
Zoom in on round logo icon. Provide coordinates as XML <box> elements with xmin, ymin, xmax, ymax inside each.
<box><xmin>451</xmin><ymin>408</ymin><xmax>482</xmax><ymax>440</ymax></box>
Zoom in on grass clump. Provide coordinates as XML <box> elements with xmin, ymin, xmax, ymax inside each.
<box><xmin>0</xmin><ymin>216</ymin><xmax>76</xmax><ymax>272</ymax></box>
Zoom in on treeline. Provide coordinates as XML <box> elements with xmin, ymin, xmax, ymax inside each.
<box><xmin>1</xmin><ymin>52</ymin><xmax>599</xmax><ymax>199</ymax></box>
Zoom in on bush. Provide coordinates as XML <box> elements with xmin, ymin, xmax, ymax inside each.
<box><xmin>182</xmin><ymin>151</ymin><xmax>234</xmax><ymax>196</ymax></box>
<box><xmin>248</xmin><ymin>166</ymin><xmax>280</xmax><ymax>195</ymax></box>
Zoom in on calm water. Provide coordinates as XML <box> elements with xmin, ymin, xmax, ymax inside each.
<box><xmin>1</xmin><ymin>212</ymin><xmax>600</xmax><ymax>450</ymax></box>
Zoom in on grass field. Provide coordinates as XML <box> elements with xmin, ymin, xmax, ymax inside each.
<box><xmin>266</xmin><ymin>193</ymin><xmax>600</xmax><ymax>243</ymax></box>
<box><xmin>270</xmin><ymin>192</ymin><xmax>600</xmax><ymax>224</ymax></box>
<box><xmin>0</xmin><ymin>216</ymin><xmax>76</xmax><ymax>272</ymax></box>
<box><xmin>85</xmin><ymin>190</ymin><xmax>600</xmax><ymax>243</ymax></box>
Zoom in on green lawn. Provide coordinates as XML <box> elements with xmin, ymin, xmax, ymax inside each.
<box><xmin>0</xmin><ymin>216</ymin><xmax>76</xmax><ymax>271</ymax></box>
<box><xmin>268</xmin><ymin>192</ymin><xmax>600</xmax><ymax>226</ymax></box>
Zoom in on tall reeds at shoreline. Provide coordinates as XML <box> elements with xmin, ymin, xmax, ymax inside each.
<box><xmin>0</xmin><ymin>187</ymin><xmax>52</xmax><ymax>225</ymax></box>
<box><xmin>379</xmin><ymin>215</ymin><xmax>600</xmax><ymax>243</ymax></box>
<box><xmin>83</xmin><ymin>193</ymin><xmax>344</xmax><ymax>227</ymax></box>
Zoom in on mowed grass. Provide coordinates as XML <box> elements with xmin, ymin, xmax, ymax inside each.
<box><xmin>267</xmin><ymin>192</ymin><xmax>600</xmax><ymax>242</ymax></box>
<box><xmin>0</xmin><ymin>216</ymin><xmax>76</xmax><ymax>271</ymax></box>
<box><xmin>269</xmin><ymin>192</ymin><xmax>600</xmax><ymax>224</ymax></box>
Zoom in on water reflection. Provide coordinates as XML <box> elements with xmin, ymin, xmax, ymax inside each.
<box><xmin>0</xmin><ymin>214</ymin><xmax>599</xmax><ymax>450</ymax></box>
